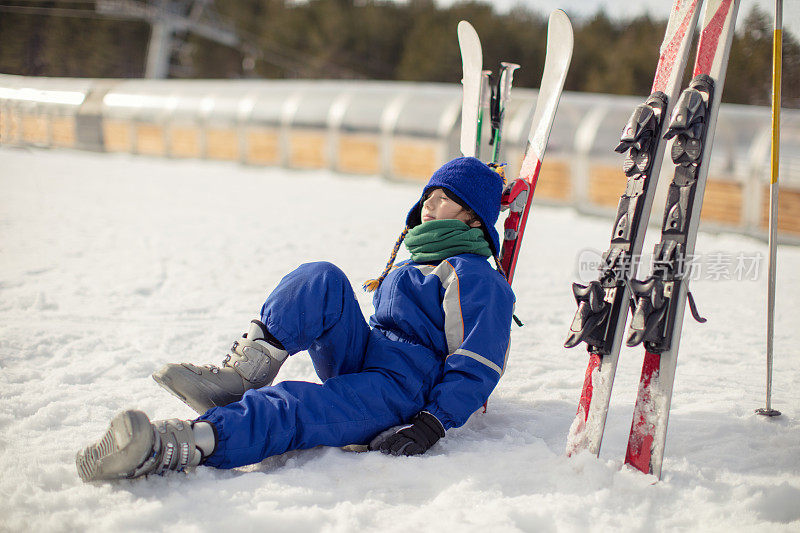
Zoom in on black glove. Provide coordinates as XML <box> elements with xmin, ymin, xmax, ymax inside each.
<box><xmin>369</xmin><ymin>411</ymin><xmax>445</xmax><ymax>456</ymax></box>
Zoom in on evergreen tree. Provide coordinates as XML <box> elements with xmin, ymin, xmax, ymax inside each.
<box><xmin>727</xmin><ymin>5</ymin><xmax>800</xmax><ymax>107</ymax></box>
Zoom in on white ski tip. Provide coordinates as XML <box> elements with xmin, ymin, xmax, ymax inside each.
<box><xmin>458</xmin><ymin>19</ymin><xmax>483</xmax><ymax>158</ymax></box>
<box><xmin>457</xmin><ymin>20</ymin><xmax>480</xmax><ymax>50</ymax></box>
<box><xmin>523</xmin><ymin>9</ymin><xmax>573</xmax><ymax>167</ymax></box>
<box><xmin>547</xmin><ymin>9</ymin><xmax>574</xmax><ymax>59</ymax></box>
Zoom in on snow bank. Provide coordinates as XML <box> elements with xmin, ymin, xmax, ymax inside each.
<box><xmin>1</xmin><ymin>147</ymin><xmax>798</xmax><ymax>532</ymax></box>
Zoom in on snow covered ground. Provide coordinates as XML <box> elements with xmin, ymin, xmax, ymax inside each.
<box><xmin>1</xmin><ymin>146</ymin><xmax>798</xmax><ymax>532</ymax></box>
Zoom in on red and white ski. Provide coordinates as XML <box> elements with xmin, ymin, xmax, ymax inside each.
<box><xmin>624</xmin><ymin>0</ymin><xmax>740</xmax><ymax>479</ymax></box>
<box><xmin>564</xmin><ymin>0</ymin><xmax>703</xmax><ymax>458</ymax></box>
<box><xmin>500</xmin><ymin>9</ymin><xmax>573</xmax><ymax>284</ymax></box>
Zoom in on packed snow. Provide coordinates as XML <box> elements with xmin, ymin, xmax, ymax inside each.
<box><xmin>1</xmin><ymin>147</ymin><xmax>798</xmax><ymax>532</ymax></box>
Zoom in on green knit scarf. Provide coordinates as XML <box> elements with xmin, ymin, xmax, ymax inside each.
<box><xmin>404</xmin><ymin>219</ymin><xmax>491</xmax><ymax>262</ymax></box>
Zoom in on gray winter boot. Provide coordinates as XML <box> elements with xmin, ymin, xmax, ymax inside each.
<box><xmin>76</xmin><ymin>410</ymin><xmax>215</xmax><ymax>482</ymax></box>
<box><xmin>152</xmin><ymin>320</ymin><xmax>289</xmax><ymax>414</ymax></box>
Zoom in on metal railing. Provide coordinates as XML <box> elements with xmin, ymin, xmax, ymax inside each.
<box><xmin>1</xmin><ymin>74</ymin><xmax>798</xmax><ymax>243</ymax></box>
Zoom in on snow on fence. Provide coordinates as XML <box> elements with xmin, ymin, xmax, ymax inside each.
<box><xmin>1</xmin><ymin>73</ymin><xmax>798</xmax><ymax>243</ymax></box>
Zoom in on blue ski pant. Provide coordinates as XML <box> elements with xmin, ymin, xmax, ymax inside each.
<box><xmin>197</xmin><ymin>262</ymin><xmax>442</xmax><ymax>469</ymax></box>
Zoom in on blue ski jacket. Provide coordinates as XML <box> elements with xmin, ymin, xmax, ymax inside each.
<box><xmin>371</xmin><ymin>254</ymin><xmax>515</xmax><ymax>429</ymax></box>
<box><xmin>199</xmin><ymin>256</ymin><xmax>515</xmax><ymax>468</ymax></box>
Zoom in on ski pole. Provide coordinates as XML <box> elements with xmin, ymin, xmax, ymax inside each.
<box><xmin>756</xmin><ymin>0</ymin><xmax>782</xmax><ymax>418</ymax></box>
<box><xmin>489</xmin><ymin>62</ymin><xmax>520</xmax><ymax>164</ymax></box>
<box><xmin>477</xmin><ymin>70</ymin><xmax>492</xmax><ymax>159</ymax></box>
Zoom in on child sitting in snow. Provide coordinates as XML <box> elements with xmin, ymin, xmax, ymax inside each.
<box><xmin>76</xmin><ymin>156</ymin><xmax>516</xmax><ymax>481</ymax></box>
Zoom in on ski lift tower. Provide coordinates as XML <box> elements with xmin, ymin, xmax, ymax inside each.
<box><xmin>96</xmin><ymin>0</ymin><xmax>250</xmax><ymax>78</ymax></box>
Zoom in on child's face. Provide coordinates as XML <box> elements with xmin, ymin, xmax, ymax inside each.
<box><xmin>421</xmin><ymin>188</ymin><xmax>481</xmax><ymax>227</ymax></box>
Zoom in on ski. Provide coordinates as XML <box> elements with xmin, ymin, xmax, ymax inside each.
<box><xmin>624</xmin><ymin>0</ymin><xmax>740</xmax><ymax>479</ymax></box>
<box><xmin>564</xmin><ymin>0</ymin><xmax>703</xmax><ymax>458</ymax></box>
<box><xmin>458</xmin><ymin>21</ymin><xmax>484</xmax><ymax>158</ymax></box>
<box><xmin>499</xmin><ymin>9</ymin><xmax>573</xmax><ymax>284</ymax></box>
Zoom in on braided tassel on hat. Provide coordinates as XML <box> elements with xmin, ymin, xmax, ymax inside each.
<box><xmin>363</xmin><ymin>226</ymin><xmax>410</xmax><ymax>292</ymax></box>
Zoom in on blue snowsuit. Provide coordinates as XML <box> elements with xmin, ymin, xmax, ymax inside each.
<box><xmin>198</xmin><ymin>257</ymin><xmax>515</xmax><ymax>469</ymax></box>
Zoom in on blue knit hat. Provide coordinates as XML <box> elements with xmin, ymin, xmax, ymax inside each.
<box><xmin>406</xmin><ymin>157</ymin><xmax>503</xmax><ymax>255</ymax></box>
<box><xmin>363</xmin><ymin>157</ymin><xmax>505</xmax><ymax>292</ymax></box>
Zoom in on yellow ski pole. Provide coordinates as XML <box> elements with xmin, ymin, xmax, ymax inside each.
<box><xmin>756</xmin><ymin>0</ymin><xmax>782</xmax><ymax>418</ymax></box>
